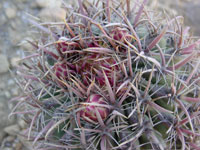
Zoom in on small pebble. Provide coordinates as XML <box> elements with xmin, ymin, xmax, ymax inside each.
<box><xmin>4</xmin><ymin>124</ymin><xmax>20</xmax><ymax>136</ymax></box>
<box><xmin>10</xmin><ymin>57</ymin><xmax>21</xmax><ymax>68</ymax></box>
<box><xmin>38</xmin><ymin>7</ymin><xmax>66</xmax><ymax>21</ymax></box>
<box><xmin>0</xmin><ymin>54</ymin><xmax>9</xmax><ymax>74</ymax></box>
<box><xmin>5</xmin><ymin>7</ymin><xmax>17</xmax><ymax>19</ymax></box>
<box><xmin>4</xmin><ymin>91</ymin><xmax>11</xmax><ymax>99</ymax></box>
<box><xmin>6</xmin><ymin>136</ymin><xmax>16</xmax><ymax>142</ymax></box>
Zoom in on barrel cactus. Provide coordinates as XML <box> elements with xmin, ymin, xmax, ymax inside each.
<box><xmin>12</xmin><ymin>0</ymin><xmax>200</xmax><ymax>149</ymax></box>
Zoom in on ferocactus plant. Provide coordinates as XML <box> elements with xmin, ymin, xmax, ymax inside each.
<box><xmin>12</xmin><ymin>0</ymin><xmax>200</xmax><ymax>149</ymax></box>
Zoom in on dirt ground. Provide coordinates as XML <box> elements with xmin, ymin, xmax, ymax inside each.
<box><xmin>0</xmin><ymin>0</ymin><xmax>199</xmax><ymax>149</ymax></box>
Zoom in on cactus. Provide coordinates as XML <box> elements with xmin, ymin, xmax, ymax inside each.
<box><xmin>12</xmin><ymin>0</ymin><xmax>200</xmax><ymax>150</ymax></box>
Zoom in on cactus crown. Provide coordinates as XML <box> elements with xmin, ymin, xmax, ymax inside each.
<box><xmin>13</xmin><ymin>0</ymin><xmax>200</xmax><ymax>150</ymax></box>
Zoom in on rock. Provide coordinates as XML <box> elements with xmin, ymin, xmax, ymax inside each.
<box><xmin>31</xmin><ymin>0</ymin><xmax>65</xmax><ymax>21</ymax></box>
<box><xmin>8</xmin><ymin>28</ymin><xmax>24</xmax><ymax>45</ymax></box>
<box><xmin>10</xmin><ymin>19</ymin><xmax>23</xmax><ymax>30</ymax></box>
<box><xmin>183</xmin><ymin>2</ymin><xmax>200</xmax><ymax>36</ymax></box>
<box><xmin>0</xmin><ymin>131</ymin><xmax>6</xmax><ymax>143</ymax></box>
<box><xmin>39</xmin><ymin>7</ymin><xmax>66</xmax><ymax>21</ymax></box>
<box><xmin>17</xmin><ymin>119</ymin><xmax>27</xmax><ymax>129</ymax></box>
<box><xmin>0</xmin><ymin>54</ymin><xmax>9</xmax><ymax>74</ymax></box>
<box><xmin>11</xmin><ymin>88</ymin><xmax>19</xmax><ymax>96</ymax></box>
<box><xmin>20</xmin><ymin>39</ymin><xmax>33</xmax><ymax>51</ymax></box>
<box><xmin>6</xmin><ymin>136</ymin><xmax>16</xmax><ymax>142</ymax></box>
<box><xmin>4</xmin><ymin>124</ymin><xmax>20</xmax><ymax>136</ymax></box>
<box><xmin>5</xmin><ymin>7</ymin><xmax>17</xmax><ymax>19</ymax></box>
<box><xmin>4</xmin><ymin>91</ymin><xmax>11</xmax><ymax>99</ymax></box>
<box><xmin>8</xmin><ymin>79</ymin><xmax>15</xmax><ymax>86</ymax></box>
<box><xmin>0</xmin><ymin>14</ymin><xmax>7</xmax><ymax>25</ymax></box>
<box><xmin>33</xmin><ymin>0</ymin><xmax>62</xmax><ymax>8</ymax></box>
<box><xmin>0</xmin><ymin>81</ymin><xmax>6</xmax><ymax>89</ymax></box>
<box><xmin>10</xmin><ymin>57</ymin><xmax>21</xmax><ymax>68</ymax></box>
<box><xmin>0</xmin><ymin>96</ymin><xmax>16</xmax><ymax>142</ymax></box>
